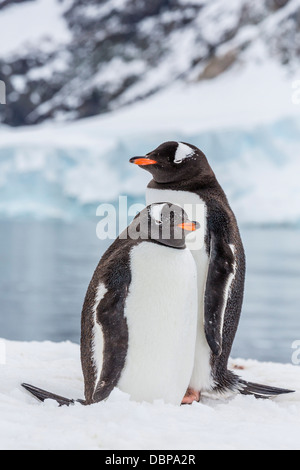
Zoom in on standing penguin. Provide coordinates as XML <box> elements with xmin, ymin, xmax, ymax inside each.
<box><xmin>130</xmin><ymin>142</ymin><xmax>293</xmax><ymax>400</ymax></box>
<box><xmin>81</xmin><ymin>203</ymin><xmax>199</xmax><ymax>405</ymax></box>
<box><xmin>23</xmin><ymin>203</ymin><xmax>201</xmax><ymax>406</ymax></box>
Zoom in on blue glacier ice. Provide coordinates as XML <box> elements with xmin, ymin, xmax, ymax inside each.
<box><xmin>0</xmin><ymin>115</ymin><xmax>300</xmax><ymax>226</ymax></box>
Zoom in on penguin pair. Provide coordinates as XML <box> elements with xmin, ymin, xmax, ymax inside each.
<box><xmin>22</xmin><ymin>141</ymin><xmax>294</xmax><ymax>406</ymax></box>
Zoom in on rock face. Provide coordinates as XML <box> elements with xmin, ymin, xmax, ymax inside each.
<box><xmin>0</xmin><ymin>0</ymin><xmax>299</xmax><ymax>127</ymax></box>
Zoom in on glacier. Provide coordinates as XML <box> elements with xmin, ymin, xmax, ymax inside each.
<box><xmin>1</xmin><ymin>114</ymin><xmax>300</xmax><ymax>225</ymax></box>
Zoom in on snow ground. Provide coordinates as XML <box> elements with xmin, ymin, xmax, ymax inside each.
<box><xmin>1</xmin><ymin>338</ymin><xmax>300</xmax><ymax>450</ymax></box>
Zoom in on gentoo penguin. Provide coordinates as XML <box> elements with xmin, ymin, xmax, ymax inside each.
<box><xmin>22</xmin><ymin>203</ymin><xmax>201</xmax><ymax>406</ymax></box>
<box><xmin>130</xmin><ymin>141</ymin><xmax>294</xmax><ymax>399</ymax></box>
<box><xmin>81</xmin><ymin>202</ymin><xmax>199</xmax><ymax>405</ymax></box>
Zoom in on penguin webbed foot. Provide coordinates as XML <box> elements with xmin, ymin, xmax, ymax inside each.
<box><xmin>181</xmin><ymin>388</ymin><xmax>201</xmax><ymax>405</ymax></box>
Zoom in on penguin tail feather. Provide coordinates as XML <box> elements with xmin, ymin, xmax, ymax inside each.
<box><xmin>237</xmin><ymin>379</ymin><xmax>294</xmax><ymax>399</ymax></box>
<box><xmin>21</xmin><ymin>383</ymin><xmax>84</xmax><ymax>407</ymax></box>
<box><xmin>22</xmin><ymin>379</ymin><xmax>294</xmax><ymax>406</ymax></box>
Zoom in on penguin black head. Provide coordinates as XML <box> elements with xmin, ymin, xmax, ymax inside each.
<box><xmin>130</xmin><ymin>141</ymin><xmax>215</xmax><ymax>184</ymax></box>
<box><xmin>128</xmin><ymin>203</ymin><xmax>200</xmax><ymax>250</ymax></box>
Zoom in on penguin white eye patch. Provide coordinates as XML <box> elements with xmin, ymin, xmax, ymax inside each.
<box><xmin>174</xmin><ymin>142</ymin><xmax>195</xmax><ymax>164</ymax></box>
<box><xmin>150</xmin><ymin>203</ymin><xmax>166</xmax><ymax>225</ymax></box>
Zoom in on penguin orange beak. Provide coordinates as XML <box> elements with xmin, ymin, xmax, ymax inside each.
<box><xmin>178</xmin><ymin>221</ymin><xmax>200</xmax><ymax>232</ymax></box>
<box><xmin>130</xmin><ymin>157</ymin><xmax>157</xmax><ymax>166</ymax></box>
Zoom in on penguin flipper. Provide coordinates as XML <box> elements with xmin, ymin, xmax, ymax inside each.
<box><xmin>238</xmin><ymin>380</ymin><xmax>295</xmax><ymax>399</ymax></box>
<box><xmin>89</xmin><ymin>286</ymin><xmax>130</xmax><ymax>404</ymax></box>
<box><xmin>204</xmin><ymin>233</ymin><xmax>235</xmax><ymax>357</ymax></box>
<box><xmin>21</xmin><ymin>383</ymin><xmax>84</xmax><ymax>407</ymax></box>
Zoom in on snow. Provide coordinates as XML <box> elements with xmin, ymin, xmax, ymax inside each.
<box><xmin>195</xmin><ymin>0</ymin><xmax>243</xmax><ymax>45</ymax></box>
<box><xmin>263</xmin><ymin>0</ymin><xmax>300</xmax><ymax>32</ymax></box>
<box><xmin>2</xmin><ymin>57</ymin><xmax>299</xmax><ymax>135</ymax></box>
<box><xmin>112</xmin><ymin>60</ymin><xmax>300</xmax><ymax>134</ymax></box>
<box><xmin>0</xmin><ymin>0</ymin><xmax>71</xmax><ymax>57</ymax></box>
<box><xmin>90</xmin><ymin>58</ymin><xmax>146</xmax><ymax>95</ymax></box>
<box><xmin>82</xmin><ymin>0</ymin><xmax>131</xmax><ymax>19</ymax></box>
<box><xmin>1</xmin><ymin>338</ymin><xmax>300</xmax><ymax>450</ymax></box>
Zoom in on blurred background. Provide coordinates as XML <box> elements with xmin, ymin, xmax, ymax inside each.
<box><xmin>0</xmin><ymin>0</ymin><xmax>300</xmax><ymax>363</ymax></box>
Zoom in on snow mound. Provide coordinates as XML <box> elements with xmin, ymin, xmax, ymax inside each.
<box><xmin>1</xmin><ymin>338</ymin><xmax>300</xmax><ymax>450</ymax></box>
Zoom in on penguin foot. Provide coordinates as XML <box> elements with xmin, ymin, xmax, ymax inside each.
<box><xmin>181</xmin><ymin>388</ymin><xmax>200</xmax><ymax>405</ymax></box>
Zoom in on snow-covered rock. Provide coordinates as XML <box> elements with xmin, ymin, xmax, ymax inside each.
<box><xmin>0</xmin><ymin>0</ymin><xmax>300</xmax><ymax>126</ymax></box>
<box><xmin>0</xmin><ymin>338</ymin><xmax>299</xmax><ymax>450</ymax></box>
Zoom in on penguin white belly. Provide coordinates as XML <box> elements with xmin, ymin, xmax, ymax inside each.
<box><xmin>118</xmin><ymin>242</ymin><xmax>198</xmax><ymax>405</ymax></box>
<box><xmin>146</xmin><ymin>187</ymin><xmax>214</xmax><ymax>391</ymax></box>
